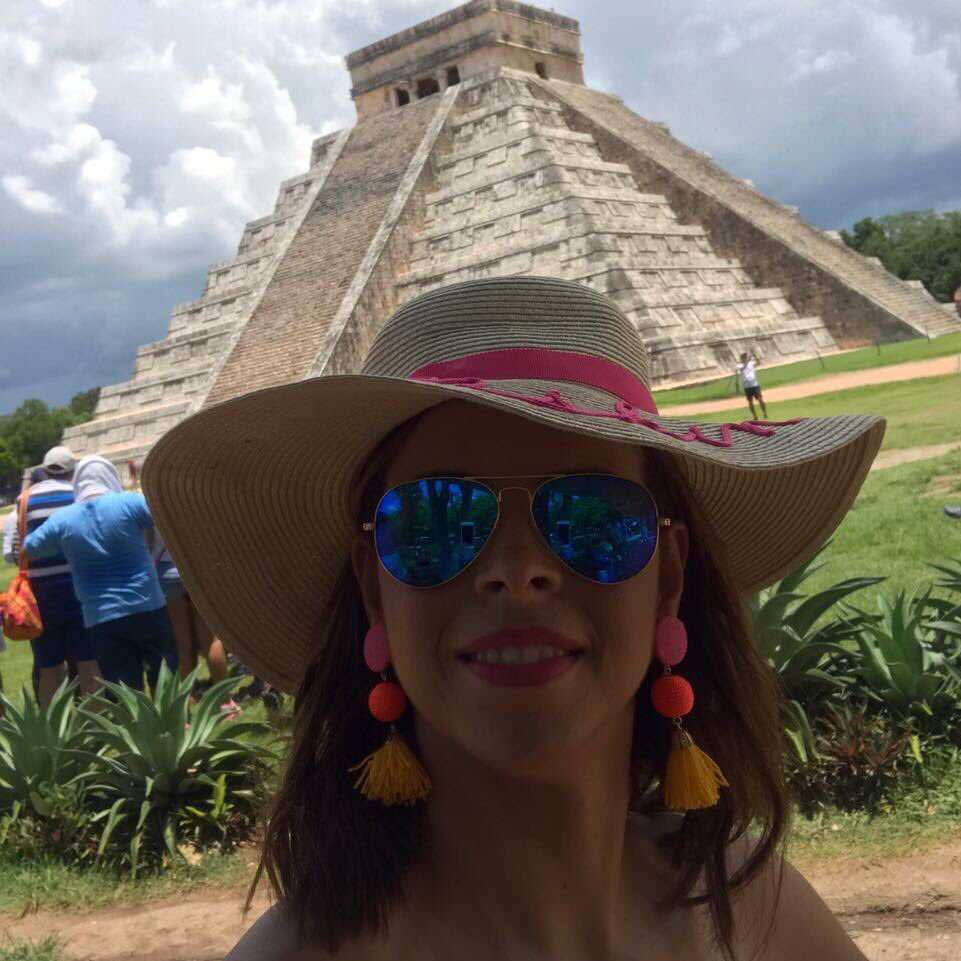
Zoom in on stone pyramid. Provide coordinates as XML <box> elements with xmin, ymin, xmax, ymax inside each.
<box><xmin>64</xmin><ymin>0</ymin><xmax>959</xmax><ymax>467</ymax></box>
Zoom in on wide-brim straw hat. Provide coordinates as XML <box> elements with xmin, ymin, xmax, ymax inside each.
<box><xmin>143</xmin><ymin>276</ymin><xmax>884</xmax><ymax>693</ymax></box>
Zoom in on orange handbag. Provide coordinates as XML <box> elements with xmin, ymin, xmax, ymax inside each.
<box><xmin>1</xmin><ymin>491</ymin><xmax>43</xmax><ymax>641</ymax></box>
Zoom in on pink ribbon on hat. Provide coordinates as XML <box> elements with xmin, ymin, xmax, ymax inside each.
<box><xmin>409</xmin><ymin>347</ymin><xmax>802</xmax><ymax>449</ymax></box>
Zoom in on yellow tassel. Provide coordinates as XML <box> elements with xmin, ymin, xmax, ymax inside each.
<box><xmin>663</xmin><ymin>728</ymin><xmax>729</xmax><ymax>811</ymax></box>
<box><xmin>348</xmin><ymin>729</ymin><xmax>432</xmax><ymax>806</ymax></box>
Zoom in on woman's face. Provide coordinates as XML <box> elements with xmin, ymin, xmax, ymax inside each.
<box><xmin>353</xmin><ymin>402</ymin><xmax>688</xmax><ymax>778</ymax></box>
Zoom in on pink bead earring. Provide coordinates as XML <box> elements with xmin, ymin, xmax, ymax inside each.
<box><xmin>347</xmin><ymin>624</ymin><xmax>431</xmax><ymax>806</ymax></box>
<box><xmin>650</xmin><ymin>616</ymin><xmax>728</xmax><ymax>811</ymax></box>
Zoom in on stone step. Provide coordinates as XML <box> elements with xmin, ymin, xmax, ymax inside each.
<box><xmin>589</xmin><ymin>274</ymin><xmax>789</xmax><ymax>308</ymax></box>
<box><xmin>646</xmin><ymin>317</ymin><xmax>837</xmax><ymax>386</ymax></box>
<box><xmin>425</xmin><ymin>153</ymin><xmax>637</xmax><ymax>207</ymax></box>
<box><xmin>411</xmin><ymin>216</ymin><xmax>709</xmax><ymax>267</ymax></box>
<box><xmin>437</xmin><ymin>123</ymin><xmax>597</xmax><ymax>169</ymax></box>
<box><xmin>401</xmin><ymin>248</ymin><xmax>748</xmax><ymax>295</ymax></box>
<box><xmin>450</xmin><ymin>93</ymin><xmax>567</xmax><ymax>133</ymax></box>
<box><xmin>62</xmin><ymin>400</ymin><xmax>193</xmax><ymax>457</ymax></box>
<box><xmin>93</xmin><ymin>364</ymin><xmax>211</xmax><ymax>415</ymax></box>
<box><xmin>237</xmin><ymin>210</ymin><xmax>297</xmax><ymax>256</ymax></box>
<box><xmin>272</xmin><ymin>177</ymin><xmax>317</xmax><ymax>218</ymax></box>
<box><xmin>425</xmin><ymin>179</ymin><xmax>671</xmax><ymax>228</ymax></box>
<box><xmin>646</xmin><ymin>315</ymin><xmax>831</xmax><ymax>349</ymax></box>
<box><xmin>925</xmin><ymin>311</ymin><xmax>961</xmax><ymax>337</ymax></box>
<box><xmin>167</xmin><ymin>288</ymin><xmax>254</xmax><ymax>334</ymax></box>
<box><xmin>420</xmin><ymin>187</ymin><xmax>675</xmax><ymax>241</ymax></box>
<box><xmin>403</xmin><ymin>214</ymin><xmax>739</xmax><ymax>283</ymax></box>
<box><xmin>201</xmin><ymin>251</ymin><xmax>274</xmax><ymax>298</ymax></box>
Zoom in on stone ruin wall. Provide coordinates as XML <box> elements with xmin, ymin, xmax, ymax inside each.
<box><xmin>536</xmin><ymin>81</ymin><xmax>956</xmax><ymax>345</ymax></box>
<box><xmin>578</xmin><ymin>121</ymin><xmax>916</xmax><ymax>349</ymax></box>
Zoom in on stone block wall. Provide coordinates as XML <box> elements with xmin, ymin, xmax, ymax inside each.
<box><xmin>390</xmin><ymin>73</ymin><xmax>839</xmax><ymax>384</ymax></box>
<box><xmin>539</xmin><ymin>79</ymin><xmax>959</xmax><ymax>343</ymax></box>
<box><xmin>205</xmin><ymin>94</ymin><xmax>445</xmax><ymax>404</ymax></box>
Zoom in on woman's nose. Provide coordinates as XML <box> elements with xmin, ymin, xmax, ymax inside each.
<box><xmin>471</xmin><ymin>488</ymin><xmax>563</xmax><ymax>596</ymax></box>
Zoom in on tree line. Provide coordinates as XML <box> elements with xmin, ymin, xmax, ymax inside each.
<box><xmin>841</xmin><ymin>209</ymin><xmax>961</xmax><ymax>303</ymax></box>
<box><xmin>0</xmin><ymin>389</ymin><xmax>100</xmax><ymax>488</ymax></box>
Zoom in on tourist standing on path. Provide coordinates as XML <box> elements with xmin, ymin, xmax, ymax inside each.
<box><xmin>734</xmin><ymin>351</ymin><xmax>769</xmax><ymax>419</ymax></box>
<box><xmin>2</xmin><ymin>449</ymin><xmax>99</xmax><ymax>706</ymax></box>
<box><xmin>24</xmin><ymin>455</ymin><xmax>176</xmax><ymax>692</ymax></box>
<box><xmin>145</xmin><ymin>277</ymin><xmax>880</xmax><ymax>961</ymax></box>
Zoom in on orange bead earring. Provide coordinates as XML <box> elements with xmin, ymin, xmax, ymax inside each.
<box><xmin>348</xmin><ymin>624</ymin><xmax>432</xmax><ymax>806</ymax></box>
<box><xmin>651</xmin><ymin>616</ymin><xmax>728</xmax><ymax>810</ymax></box>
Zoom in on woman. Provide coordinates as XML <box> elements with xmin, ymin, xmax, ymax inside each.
<box><xmin>144</xmin><ymin>278</ymin><xmax>881</xmax><ymax>960</ymax></box>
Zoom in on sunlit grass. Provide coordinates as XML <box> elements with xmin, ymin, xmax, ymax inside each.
<box><xmin>692</xmin><ymin>373</ymin><xmax>961</xmax><ymax>451</ymax></box>
<box><xmin>654</xmin><ymin>331</ymin><xmax>961</xmax><ymax>407</ymax></box>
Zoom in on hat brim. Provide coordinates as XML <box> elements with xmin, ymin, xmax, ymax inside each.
<box><xmin>143</xmin><ymin>374</ymin><xmax>884</xmax><ymax>693</ymax></box>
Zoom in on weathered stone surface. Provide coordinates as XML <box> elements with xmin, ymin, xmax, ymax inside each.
<box><xmin>64</xmin><ymin>1</ymin><xmax>960</xmax><ymax>468</ymax></box>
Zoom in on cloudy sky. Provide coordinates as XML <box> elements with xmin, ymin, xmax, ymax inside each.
<box><xmin>2</xmin><ymin>0</ymin><xmax>960</xmax><ymax>413</ymax></box>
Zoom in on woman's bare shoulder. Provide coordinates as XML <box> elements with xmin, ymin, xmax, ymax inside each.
<box><xmin>224</xmin><ymin>905</ymin><xmax>313</xmax><ymax>961</ymax></box>
<box><xmin>225</xmin><ymin>906</ymin><xmax>381</xmax><ymax>961</ymax></box>
<box><xmin>726</xmin><ymin>834</ymin><xmax>868</xmax><ymax>961</ymax></box>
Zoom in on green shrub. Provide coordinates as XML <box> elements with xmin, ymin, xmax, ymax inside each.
<box><xmin>748</xmin><ymin>546</ymin><xmax>883</xmax><ymax>762</ymax></box>
<box><xmin>844</xmin><ymin>588</ymin><xmax>961</xmax><ymax>734</ymax></box>
<box><xmin>0</xmin><ymin>667</ymin><xmax>275</xmax><ymax>876</ymax></box>
<box><xmin>0</xmin><ymin>682</ymin><xmax>102</xmax><ymax>862</ymax></box>
<box><xmin>0</xmin><ymin>681</ymin><xmax>95</xmax><ymax>811</ymax></box>
<box><xmin>786</xmin><ymin>701</ymin><xmax>916</xmax><ymax>814</ymax></box>
<box><xmin>75</xmin><ymin>665</ymin><xmax>274</xmax><ymax>876</ymax></box>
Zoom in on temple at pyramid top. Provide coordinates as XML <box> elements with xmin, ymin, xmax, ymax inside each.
<box><xmin>347</xmin><ymin>1</ymin><xmax>584</xmax><ymax>118</ymax></box>
<box><xmin>63</xmin><ymin>0</ymin><xmax>960</xmax><ymax>469</ymax></box>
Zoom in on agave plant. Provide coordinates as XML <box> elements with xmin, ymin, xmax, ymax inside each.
<box><xmin>928</xmin><ymin>557</ymin><xmax>961</xmax><ymax>596</ymax></box>
<box><xmin>847</xmin><ymin>587</ymin><xmax>961</xmax><ymax>725</ymax></box>
<box><xmin>748</xmin><ymin>545</ymin><xmax>884</xmax><ymax>703</ymax></box>
<box><xmin>0</xmin><ymin>680</ymin><xmax>97</xmax><ymax>814</ymax></box>
<box><xmin>76</xmin><ymin>664</ymin><xmax>273</xmax><ymax>875</ymax></box>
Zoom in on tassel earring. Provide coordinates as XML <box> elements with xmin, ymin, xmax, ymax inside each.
<box><xmin>651</xmin><ymin>616</ymin><xmax>728</xmax><ymax>811</ymax></box>
<box><xmin>348</xmin><ymin>624</ymin><xmax>432</xmax><ymax>806</ymax></box>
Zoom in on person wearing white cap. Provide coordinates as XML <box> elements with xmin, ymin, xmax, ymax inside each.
<box><xmin>24</xmin><ymin>455</ymin><xmax>176</xmax><ymax>693</ymax></box>
<box><xmin>2</xmin><ymin>446</ymin><xmax>99</xmax><ymax>706</ymax></box>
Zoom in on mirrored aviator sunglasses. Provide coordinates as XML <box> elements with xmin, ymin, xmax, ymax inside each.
<box><xmin>363</xmin><ymin>474</ymin><xmax>669</xmax><ymax>588</ymax></box>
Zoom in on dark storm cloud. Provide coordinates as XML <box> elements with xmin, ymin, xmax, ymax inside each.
<box><xmin>1</xmin><ymin>0</ymin><xmax>959</xmax><ymax>412</ymax></box>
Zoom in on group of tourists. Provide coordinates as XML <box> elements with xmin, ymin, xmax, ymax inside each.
<box><xmin>1</xmin><ymin>445</ymin><xmax>240</xmax><ymax>713</ymax></box>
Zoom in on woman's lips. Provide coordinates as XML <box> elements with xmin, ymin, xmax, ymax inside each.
<box><xmin>458</xmin><ymin>627</ymin><xmax>583</xmax><ymax>688</ymax></box>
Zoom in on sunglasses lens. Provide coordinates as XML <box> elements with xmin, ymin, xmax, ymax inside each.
<box><xmin>374</xmin><ymin>479</ymin><xmax>498</xmax><ymax>586</ymax></box>
<box><xmin>531</xmin><ymin>475</ymin><xmax>659</xmax><ymax>583</ymax></box>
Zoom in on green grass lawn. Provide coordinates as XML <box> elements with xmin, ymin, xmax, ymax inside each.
<box><xmin>693</xmin><ymin>373</ymin><xmax>961</xmax><ymax>452</ymax></box>
<box><xmin>0</xmin><ymin>555</ymin><xmax>33</xmax><ymax>704</ymax></box>
<box><xmin>0</xmin><ymin>849</ymin><xmax>252</xmax><ymax>915</ymax></box>
<box><xmin>804</xmin><ymin>448</ymin><xmax>961</xmax><ymax>599</ymax></box>
<box><xmin>654</xmin><ymin>331</ymin><xmax>961</xmax><ymax>407</ymax></box>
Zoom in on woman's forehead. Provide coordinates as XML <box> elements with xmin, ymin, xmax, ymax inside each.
<box><xmin>385</xmin><ymin>402</ymin><xmax>645</xmax><ymax>482</ymax></box>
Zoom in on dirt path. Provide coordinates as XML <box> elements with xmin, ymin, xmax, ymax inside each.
<box><xmin>872</xmin><ymin>441</ymin><xmax>961</xmax><ymax>471</ymax></box>
<box><xmin>3</xmin><ymin>842</ymin><xmax>959</xmax><ymax>960</ymax></box>
<box><xmin>659</xmin><ymin>353</ymin><xmax>961</xmax><ymax>417</ymax></box>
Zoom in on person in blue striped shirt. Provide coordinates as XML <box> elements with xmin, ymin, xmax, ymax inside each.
<box><xmin>24</xmin><ymin>454</ymin><xmax>176</xmax><ymax>693</ymax></box>
<box><xmin>3</xmin><ymin>447</ymin><xmax>100</xmax><ymax>706</ymax></box>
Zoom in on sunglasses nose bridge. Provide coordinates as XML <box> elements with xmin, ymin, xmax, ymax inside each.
<box><xmin>493</xmin><ymin>484</ymin><xmax>535</xmax><ymax>505</ymax></box>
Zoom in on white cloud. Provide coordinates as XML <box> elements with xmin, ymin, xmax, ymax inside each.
<box><xmin>56</xmin><ymin>66</ymin><xmax>97</xmax><ymax>116</ymax></box>
<box><xmin>0</xmin><ymin>0</ymin><xmax>959</xmax><ymax>412</ymax></box>
<box><xmin>2</xmin><ymin>174</ymin><xmax>63</xmax><ymax>214</ymax></box>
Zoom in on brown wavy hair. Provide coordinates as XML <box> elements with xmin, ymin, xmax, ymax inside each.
<box><xmin>249</xmin><ymin>419</ymin><xmax>790</xmax><ymax>960</ymax></box>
